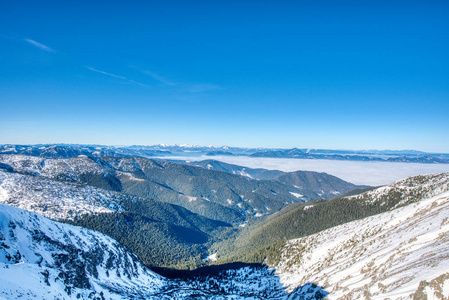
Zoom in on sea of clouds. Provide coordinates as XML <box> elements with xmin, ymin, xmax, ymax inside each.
<box><xmin>158</xmin><ymin>155</ymin><xmax>449</xmax><ymax>186</ymax></box>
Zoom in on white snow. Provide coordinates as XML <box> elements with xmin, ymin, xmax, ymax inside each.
<box><xmin>0</xmin><ymin>204</ymin><xmax>165</xmax><ymax>299</ymax></box>
<box><xmin>273</xmin><ymin>180</ymin><xmax>449</xmax><ymax>299</ymax></box>
<box><xmin>289</xmin><ymin>192</ymin><xmax>304</xmax><ymax>198</ymax></box>
<box><xmin>206</xmin><ymin>253</ymin><xmax>218</xmax><ymax>262</ymax></box>
<box><xmin>186</xmin><ymin>196</ymin><xmax>197</xmax><ymax>202</ymax></box>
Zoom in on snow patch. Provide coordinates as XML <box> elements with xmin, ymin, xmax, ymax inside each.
<box><xmin>289</xmin><ymin>192</ymin><xmax>304</xmax><ymax>198</ymax></box>
<box><xmin>206</xmin><ymin>253</ymin><xmax>218</xmax><ymax>262</ymax></box>
<box><xmin>186</xmin><ymin>196</ymin><xmax>197</xmax><ymax>202</ymax></box>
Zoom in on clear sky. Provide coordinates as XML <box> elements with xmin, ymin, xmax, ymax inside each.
<box><xmin>1</xmin><ymin>0</ymin><xmax>448</xmax><ymax>152</ymax></box>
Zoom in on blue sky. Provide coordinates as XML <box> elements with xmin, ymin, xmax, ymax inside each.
<box><xmin>1</xmin><ymin>1</ymin><xmax>448</xmax><ymax>152</ymax></box>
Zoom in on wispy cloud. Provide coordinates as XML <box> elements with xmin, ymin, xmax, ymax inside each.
<box><xmin>136</xmin><ymin>67</ymin><xmax>222</xmax><ymax>93</ymax></box>
<box><xmin>128</xmin><ymin>79</ymin><xmax>151</xmax><ymax>88</ymax></box>
<box><xmin>24</xmin><ymin>38</ymin><xmax>55</xmax><ymax>53</ymax></box>
<box><xmin>86</xmin><ymin>66</ymin><xmax>127</xmax><ymax>80</ymax></box>
<box><xmin>186</xmin><ymin>83</ymin><xmax>221</xmax><ymax>93</ymax></box>
<box><xmin>86</xmin><ymin>66</ymin><xmax>150</xmax><ymax>87</ymax></box>
<box><xmin>140</xmin><ymin>70</ymin><xmax>177</xmax><ymax>86</ymax></box>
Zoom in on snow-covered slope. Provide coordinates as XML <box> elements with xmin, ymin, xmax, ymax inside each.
<box><xmin>0</xmin><ymin>203</ymin><xmax>165</xmax><ymax>299</ymax></box>
<box><xmin>0</xmin><ymin>169</ymin><xmax>123</xmax><ymax>220</ymax></box>
<box><xmin>273</xmin><ymin>175</ymin><xmax>449</xmax><ymax>299</ymax></box>
<box><xmin>0</xmin><ymin>203</ymin><xmax>324</xmax><ymax>299</ymax></box>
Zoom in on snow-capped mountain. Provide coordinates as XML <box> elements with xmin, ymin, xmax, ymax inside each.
<box><xmin>0</xmin><ymin>169</ymin><xmax>123</xmax><ymax>220</ymax></box>
<box><xmin>0</xmin><ymin>144</ymin><xmax>171</xmax><ymax>159</ymax></box>
<box><xmin>3</xmin><ymin>143</ymin><xmax>448</xmax><ymax>164</ymax></box>
<box><xmin>0</xmin><ymin>203</ymin><xmax>165</xmax><ymax>299</ymax></box>
<box><xmin>272</xmin><ymin>173</ymin><xmax>449</xmax><ymax>299</ymax></box>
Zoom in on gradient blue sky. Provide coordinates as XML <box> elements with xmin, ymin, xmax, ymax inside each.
<box><xmin>1</xmin><ymin>0</ymin><xmax>448</xmax><ymax>152</ymax></box>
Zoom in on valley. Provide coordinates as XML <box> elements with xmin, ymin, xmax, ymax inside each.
<box><xmin>0</xmin><ymin>146</ymin><xmax>448</xmax><ymax>299</ymax></box>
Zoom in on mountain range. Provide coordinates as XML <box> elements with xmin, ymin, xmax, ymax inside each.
<box><xmin>250</xmin><ymin>148</ymin><xmax>449</xmax><ymax>163</ymax></box>
<box><xmin>1</xmin><ymin>144</ymin><xmax>448</xmax><ymax>164</ymax></box>
<box><xmin>0</xmin><ymin>147</ymin><xmax>448</xmax><ymax>299</ymax></box>
<box><xmin>0</xmin><ymin>154</ymin><xmax>365</xmax><ymax>224</ymax></box>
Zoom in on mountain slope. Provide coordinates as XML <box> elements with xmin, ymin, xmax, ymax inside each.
<box><xmin>273</xmin><ymin>170</ymin><xmax>367</xmax><ymax>199</ymax></box>
<box><xmin>223</xmin><ymin>172</ymin><xmax>449</xmax><ymax>264</ymax></box>
<box><xmin>188</xmin><ymin>159</ymin><xmax>285</xmax><ymax>180</ymax></box>
<box><xmin>189</xmin><ymin>160</ymin><xmax>366</xmax><ymax>201</ymax></box>
<box><xmin>0</xmin><ymin>204</ymin><xmax>326</xmax><ymax>299</ymax></box>
<box><xmin>0</xmin><ymin>154</ymin><xmax>349</xmax><ymax>223</ymax></box>
<box><xmin>0</xmin><ymin>203</ymin><xmax>165</xmax><ymax>299</ymax></box>
<box><xmin>272</xmin><ymin>188</ymin><xmax>449</xmax><ymax>299</ymax></box>
<box><xmin>0</xmin><ymin>168</ymin><xmax>231</xmax><ymax>269</ymax></box>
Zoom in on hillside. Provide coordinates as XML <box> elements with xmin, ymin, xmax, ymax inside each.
<box><xmin>0</xmin><ymin>154</ymin><xmax>363</xmax><ymax>224</ymax></box>
<box><xmin>272</xmin><ymin>187</ymin><xmax>449</xmax><ymax>299</ymax></box>
<box><xmin>188</xmin><ymin>159</ymin><xmax>285</xmax><ymax>180</ymax></box>
<box><xmin>273</xmin><ymin>170</ymin><xmax>367</xmax><ymax>199</ymax></box>
<box><xmin>0</xmin><ymin>204</ymin><xmax>325</xmax><ymax>299</ymax></box>
<box><xmin>222</xmin><ymin>172</ymin><xmax>449</xmax><ymax>263</ymax></box>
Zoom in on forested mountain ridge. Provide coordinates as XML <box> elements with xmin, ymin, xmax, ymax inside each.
<box><xmin>0</xmin><ymin>154</ymin><xmax>364</xmax><ymax>224</ymax></box>
<box><xmin>187</xmin><ymin>159</ymin><xmax>285</xmax><ymax>180</ymax></box>
<box><xmin>220</xmin><ymin>172</ymin><xmax>449</xmax><ymax>264</ymax></box>
<box><xmin>188</xmin><ymin>159</ymin><xmax>366</xmax><ymax>200</ymax></box>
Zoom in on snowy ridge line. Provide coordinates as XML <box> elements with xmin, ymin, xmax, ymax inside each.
<box><xmin>272</xmin><ymin>186</ymin><xmax>449</xmax><ymax>299</ymax></box>
<box><xmin>0</xmin><ymin>169</ymin><xmax>125</xmax><ymax>220</ymax></box>
<box><xmin>347</xmin><ymin>172</ymin><xmax>449</xmax><ymax>207</ymax></box>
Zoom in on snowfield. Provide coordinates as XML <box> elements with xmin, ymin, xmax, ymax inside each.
<box><xmin>273</xmin><ymin>176</ymin><xmax>449</xmax><ymax>299</ymax></box>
